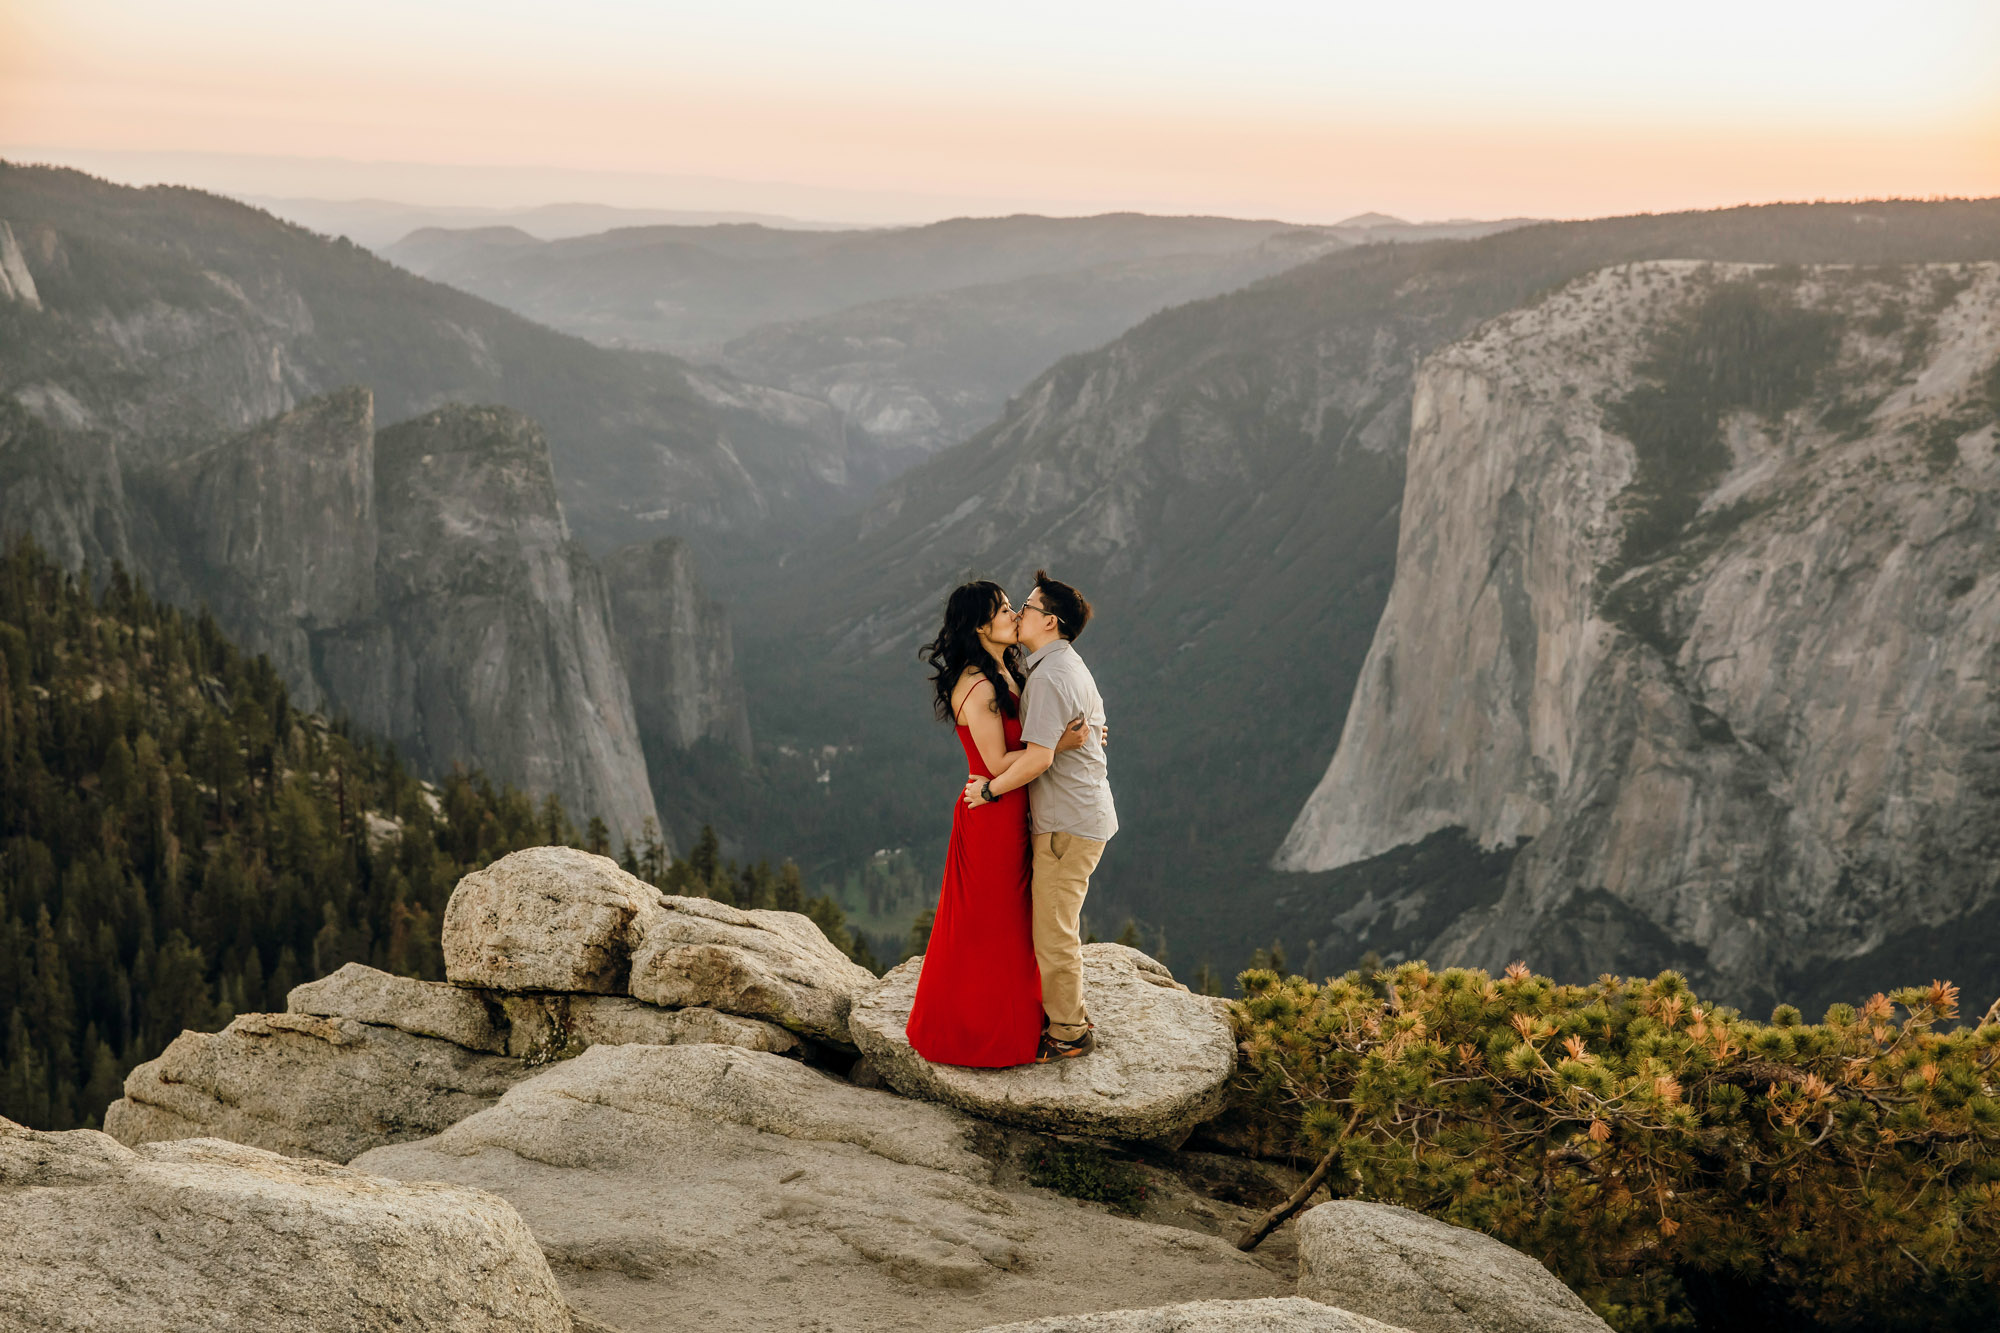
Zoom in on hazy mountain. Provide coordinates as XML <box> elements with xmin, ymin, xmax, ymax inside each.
<box><xmin>713</xmin><ymin>199</ymin><xmax>2000</xmax><ymax>991</ymax></box>
<box><xmin>385</xmin><ymin>211</ymin><xmax>1537</xmax><ymax>469</ymax></box>
<box><xmin>242</xmin><ymin>195</ymin><xmax>844</xmax><ymax>248</ymax></box>
<box><xmin>717</xmin><ymin>231</ymin><xmax>1351</xmax><ymax>461</ymax></box>
<box><xmin>0</xmin><ymin>162</ymin><xmax>880</xmax><ymax>558</ymax></box>
<box><xmin>381</xmin><ymin>213</ymin><xmax>1324</xmax><ymax>354</ymax></box>
<box><xmin>1281</xmin><ymin>260</ymin><xmax>2000</xmax><ymax>1011</ymax></box>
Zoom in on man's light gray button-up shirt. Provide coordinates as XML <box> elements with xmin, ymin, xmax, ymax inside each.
<box><xmin>1019</xmin><ymin>638</ymin><xmax>1118</xmax><ymax>841</ymax></box>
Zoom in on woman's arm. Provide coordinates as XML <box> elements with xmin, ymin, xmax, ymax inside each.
<box><xmin>956</xmin><ymin>677</ymin><xmax>1090</xmax><ymax>779</ymax></box>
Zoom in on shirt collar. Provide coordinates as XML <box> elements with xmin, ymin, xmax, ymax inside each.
<box><xmin>1022</xmin><ymin>638</ymin><xmax>1072</xmax><ymax>674</ymax></box>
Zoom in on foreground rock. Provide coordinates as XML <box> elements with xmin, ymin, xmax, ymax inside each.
<box><xmin>627</xmin><ymin>893</ymin><xmax>878</xmax><ymax>1043</ymax></box>
<box><xmin>0</xmin><ymin>1117</ymin><xmax>569</xmax><ymax>1332</ymax></box>
<box><xmin>497</xmin><ymin>994</ymin><xmax>804</xmax><ymax>1060</ymax></box>
<box><xmin>1296</xmin><ymin>1201</ymin><xmax>1611</xmax><ymax>1333</ymax></box>
<box><xmin>849</xmin><ymin>944</ymin><xmax>1234</xmax><ymax>1144</ymax></box>
<box><xmin>104</xmin><ymin>1012</ymin><xmax>528</xmax><ymax>1163</ymax></box>
<box><xmin>287</xmin><ymin>959</ymin><xmax>803</xmax><ymax>1061</ymax></box>
<box><xmin>973</xmin><ymin>1300</ymin><xmax>1412</xmax><ymax>1332</ymax></box>
<box><xmin>356</xmin><ymin>1043</ymin><xmax>1289</xmax><ymax>1332</ymax></box>
<box><xmin>289</xmin><ymin>961</ymin><xmax>509</xmax><ymax>1053</ymax></box>
<box><xmin>444</xmin><ymin>846</ymin><xmax>661</xmax><ymax>993</ymax></box>
<box><xmin>442</xmin><ymin>846</ymin><xmax>875</xmax><ymax>1044</ymax></box>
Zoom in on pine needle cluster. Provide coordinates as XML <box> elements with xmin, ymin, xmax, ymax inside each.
<box><xmin>1233</xmin><ymin>961</ymin><xmax>2000</xmax><ymax>1331</ymax></box>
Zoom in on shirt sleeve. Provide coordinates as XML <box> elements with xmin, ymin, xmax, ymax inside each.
<box><xmin>1019</xmin><ymin>667</ymin><xmax>1074</xmax><ymax>750</ymax></box>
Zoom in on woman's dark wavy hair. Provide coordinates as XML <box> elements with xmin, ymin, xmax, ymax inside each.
<box><xmin>921</xmin><ymin>581</ymin><xmax>1020</xmax><ymax>722</ymax></box>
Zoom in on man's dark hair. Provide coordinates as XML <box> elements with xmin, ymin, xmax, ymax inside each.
<box><xmin>1033</xmin><ymin>569</ymin><xmax>1092</xmax><ymax>642</ymax></box>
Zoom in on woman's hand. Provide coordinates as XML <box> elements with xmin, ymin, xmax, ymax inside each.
<box><xmin>1053</xmin><ymin>717</ymin><xmax>1109</xmax><ymax>752</ymax></box>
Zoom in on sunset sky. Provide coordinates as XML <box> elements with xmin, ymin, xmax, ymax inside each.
<box><xmin>4</xmin><ymin>0</ymin><xmax>1997</xmax><ymax>224</ymax></box>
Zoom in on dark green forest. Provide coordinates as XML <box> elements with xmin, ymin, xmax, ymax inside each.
<box><xmin>0</xmin><ymin>540</ymin><xmax>864</xmax><ymax>1132</ymax></box>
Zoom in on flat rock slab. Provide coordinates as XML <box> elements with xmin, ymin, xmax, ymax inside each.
<box><xmin>0</xmin><ymin>1117</ymin><xmax>568</xmax><ymax>1332</ymax></box>
<box><xmin>1296</xmin><ymin>1202</ymin><xmax>1611</xmax><ymax>1333</ymax></box>
<box><xmin>355</xmin><ymin>1044</ymin><xmax>1289</xmax><ymax>1333</ymax></box>
<box><xmin>286</xmin><ymin>959</ymin><xmax>804</xmax><ymax>1061</ymax></box>
<box><xmin>445</xmin><ymin>846</ymin><xmax>663</xmax><ymax>993</ymax></box>
<box><xmin>104</xmin><ymin>1011</ymin><xmax>529</xmax><ymax>1163</ymax></box>
<box><xmin>972</xmin><ymin>1299</ymin><xmax>1413</xmax><ymax>1332</ymax></box>
<box><xmin>498</xmin><ymin>994</ymin><xmax>805</xmax><ymax>1060</ymax></box>
<box><xmin>289</xmin><ymin>961</ymin><xmax>508</xmax><ymax>1053</ymax></box>
<box><xmin>628</xmin><ymin>894</ymin><xmax>877</xmax><ymax>1043</ymax></box>
<box><xmin>849</xmin><ymin>944</ymin><xmax>1235</xmax><ymax>1144</ymax></box>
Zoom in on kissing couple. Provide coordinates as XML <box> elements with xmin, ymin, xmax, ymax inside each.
<box><xmin>905</xmin><ymin>571</ymin><xmax>1117</xmax><ymax>1067</ymax></box>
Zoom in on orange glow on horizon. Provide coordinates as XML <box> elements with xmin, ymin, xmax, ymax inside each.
<box><xmin>3</xmin><ymin>0</ymin><xmax>1995</xmax><ymax>223</ymax></box>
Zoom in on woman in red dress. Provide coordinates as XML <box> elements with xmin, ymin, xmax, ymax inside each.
<box><xmin>906</xmin><ymin>581</ymin><xmax>1086</xmax><ymax>1067</ymax></box>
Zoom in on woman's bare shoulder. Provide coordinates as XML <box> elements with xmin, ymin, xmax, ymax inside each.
<box><xmin>951</xmin><ymin>669</ymin><xmax>994</xmax><ymax>714</ymax></box>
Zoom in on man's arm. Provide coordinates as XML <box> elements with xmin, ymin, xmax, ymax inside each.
<box><xmin>963</xmin><ymin>715</ymin><xmax>1089</xmax><ymax>806</ymax></box>
<box><xmin>982</xmin><ymin>743</ymin><xmax>1053</xmax><ymax>798</ymax></box>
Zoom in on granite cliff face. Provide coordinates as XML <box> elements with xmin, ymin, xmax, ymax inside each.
<box><xmin>146</xmin><ymin>386</ymin><xmax>378</xmax><ymax>696</ymax></box>
<box><xmin>1280</xmin><ymin>261</ymin><xmax>2000</xmax><ymax>1008</ymax></box>
<box><xmin>602</xmin><ymin>537</ymin><xmax>751</xmax><ymax>756</ymax></box>
<box><xmin>2</xmin><ymin>382</ymin><xmax>664</xmax><ymax>843</ymax></box>
<box><xmin>318</xmin><ymin>405</ymin><xmax>658</xmax><ymax>843</ymax></box>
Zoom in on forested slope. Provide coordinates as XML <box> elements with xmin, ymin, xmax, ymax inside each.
<box><xmin>0</xmin><ymin>541</ymin><xmax>859</xmax><ymax>1130</ymax></box>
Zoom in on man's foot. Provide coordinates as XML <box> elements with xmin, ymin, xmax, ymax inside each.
<box><xmin>1035</xmin><ymin>1029</ymin><xmax>1097</xmax><ymax>1062</ymax></box>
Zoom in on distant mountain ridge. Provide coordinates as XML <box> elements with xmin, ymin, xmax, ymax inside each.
<box><xmin>0</xmin><ymin>162</ymin><xmax>882</xmax><ymax>558</ymax></box>
<box><xmin>387</xmin><ymin>209</ymin><xmax>1536</xmax><ymax>468</ymax></box>
<box><xmin>244</xmin><ymin>195</ymin><xmax>849</xmax><ymax>248</ymax></box>
<box><xmin>381</xmin><ymin>213</ymin><xmax>1327</xmax><ymax>354</ymax></box>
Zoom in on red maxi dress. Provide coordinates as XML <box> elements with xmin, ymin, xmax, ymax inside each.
<box><xmin>904</xmin><ymin>700</ymin><xmax>1043</xmax><ymax>1067</ymax></box>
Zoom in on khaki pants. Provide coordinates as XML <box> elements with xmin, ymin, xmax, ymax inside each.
<box><xmin>1031</xmin><ymin>831</ymin><xmax>1106</xmax><ymax>1042</ymax></box>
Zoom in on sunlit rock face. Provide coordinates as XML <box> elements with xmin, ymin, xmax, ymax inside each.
<box><xmin>1281</xmin><ymin>262</ymin><xmax>2000</xmax><ymax>1010</ymax></box>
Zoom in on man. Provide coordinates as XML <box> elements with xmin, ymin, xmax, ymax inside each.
<box><xmin>963</xmin><ymin>569</ymin><xmax>1116</xmax><ymax>1061</ymax></box>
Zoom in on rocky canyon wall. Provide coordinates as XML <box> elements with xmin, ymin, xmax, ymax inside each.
<box><xmin>1280</xmin><ymin>261</ymin><xmax>2000</xmax><ymax>1009</ymax></box>
<box><xmin>0</xmin><ymin>382</ymin><xmax>701</xmax><ymax>845</ymax></box>
<box><xmin>602</xmin><ymin>537</ymin><xmax>752</xmax><ymax>756</ymax></box>
<box><xmin>323</xmin><ymin>405</ymin><xmax>658</xmax><ymax>843</ymax></box>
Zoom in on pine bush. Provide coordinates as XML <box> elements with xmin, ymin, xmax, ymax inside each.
<box><xmin>1233</xmin><ymin>960</ymin><xmax>2000</xmax><ymax>1331</ymax></box>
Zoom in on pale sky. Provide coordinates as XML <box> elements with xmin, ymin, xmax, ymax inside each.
<box><xmin>4</xmin><ymin>0</ymin><xmax>1997</xmax><ymax>224</ymax></box>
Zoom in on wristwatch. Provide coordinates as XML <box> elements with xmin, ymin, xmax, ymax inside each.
<box><xmin>980</xmin><ymin>779</ymin><xmax>996</xmax><ymax>804</ymax></box>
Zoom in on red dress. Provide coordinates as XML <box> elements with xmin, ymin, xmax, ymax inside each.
<box><xmin>904</xmin><ymin>701</ymin><xmax>1043</xmax><ymax>1067</ymax></box>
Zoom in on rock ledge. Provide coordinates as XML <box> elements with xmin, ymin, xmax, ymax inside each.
<box><xmin>849</xmin><ymin>944</ymin><xmax>1235</xmax><ymax>1143</ymax></box>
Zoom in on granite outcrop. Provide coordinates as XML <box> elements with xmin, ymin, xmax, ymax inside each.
<box><xmin>1280</xmin><ymin>262</ymin><xmax>2000</xmax><ymax>1008</ymax></box>
<box><xmin>1295</xmin><ymin>1201</ymin><xmax>1612</xmax><ymax>1333</ymax></box>
<box><xmin>850</xmin><ymin>944</ymin><xmax>1235</xmax><ymax>1144</ymax></box>
<box><xmin>1</xmin><ymin>1117</ymin><xmax>570</xmax><ymax>1332</ymax></box>
<box><xmin>82</xmin><ymin>844</ymin><xmax>1620</xmax><ymax>1332</ymax></box>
